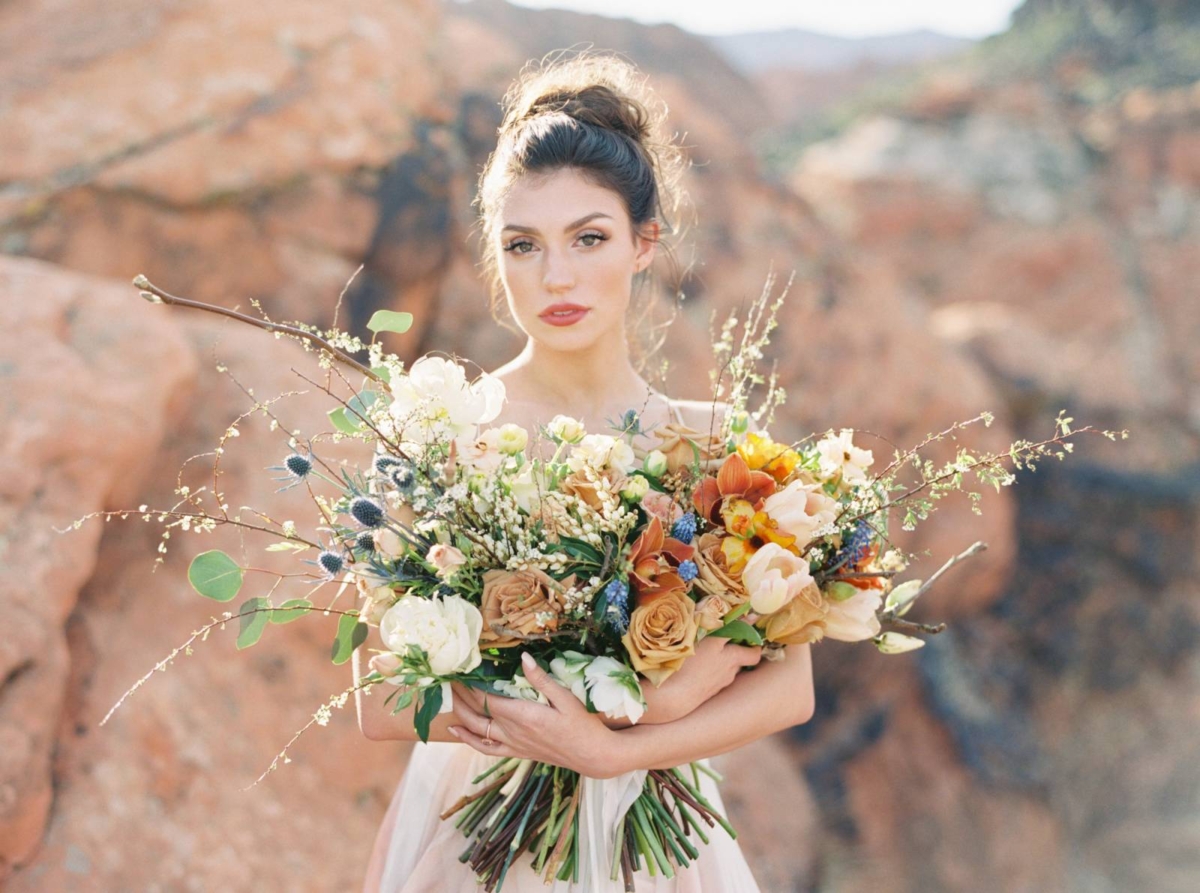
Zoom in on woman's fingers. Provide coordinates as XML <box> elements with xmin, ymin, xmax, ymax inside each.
<box><xmin>449</xmin><ymin>723</ymin><xmax>515</xmax><ymax>758</ymax></box>
<box><xmin>520</xmin><ymin>652</ymin><xmax>574</xmax><ymax>712</ymax></box>
<box><xmin>734</xmin><ymin>645</ymin><xmax>763</xmax><ymax>667</ymax></box>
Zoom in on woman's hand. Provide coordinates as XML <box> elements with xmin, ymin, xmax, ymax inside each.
<box><xmin>448</xmin><ymin>653</ymin><xmax>623</xmax><ymax>778</ymax></box>
<box><xmin>638</xmin><ymin>634</ymin><xmax>762</xmax><ymax>726</ymax></box>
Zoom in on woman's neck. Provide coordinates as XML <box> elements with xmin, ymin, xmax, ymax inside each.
<box><xmin>493</xmin><ymin>337</ymin><xmax>653</xmax><ymax>418</ymax></box>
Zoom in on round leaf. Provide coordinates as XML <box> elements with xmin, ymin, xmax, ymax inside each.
<box><xmin>188</xmin><ymin>550</ymin><xmax>243</xmax><ymax>602</ymax></box>
<box><xmin>236</xmin><ymin>597</ymin><xmax>271</xmax><ymax>650</ymax></box>
<box><xmin>366</xmin><ymin>310</ymin><xmax>414</xmax><ymax>335</ymax></box>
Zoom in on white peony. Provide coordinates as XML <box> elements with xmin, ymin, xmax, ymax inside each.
<box><xmin>823</xmin><ymin>587</ymin><xmax>883</xmax><ymax>642</ymax></box>
<box><xmin>742</xmin><ymin>543</ymin><xmax>815</xmax><ymax>615</ymax></box>
<box><xmin>815</xmin><ymin>428</ymin><xmax>874</xmax><ymax>486</ymax></box>
<box><xmin>584</xmin><ymin>656</ymin><xmax>646</xmax><ymax>724</ymax></box>
<box><xmin>378</xmin><ymin>594</ymin><xmax>483</xmax><ymax>677</ymax></box>
<box><xmin>762</xmin><ymin>479</ymin><xmax>840</xmax><ymax>547</ymax></box>
<box><xmin>568</xmin><ymin>434</ymin><xmax>637</xmax><ymax>473</ymax></box>
<box><xmin>388</xmin><ymin>356</ymin><xmax>505</xmax><ymax>446</ymax></box>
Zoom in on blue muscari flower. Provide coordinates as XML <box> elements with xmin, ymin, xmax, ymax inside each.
<box><xmin>671</xmin><ymin>513</ymin><xmax>697</xmax><ymax>544</ymax></box>
<box><xmin>834</xmin><ymin>520</ymin><xmax>873</xmax><ymax>568</ymax></box>
<box><xmin>350</xmin><ymin>496</ymin><xmax>386</xmax><ymax>528</ymax></box>
<box><xmin>678</xmin><ymin>560</ymin><xmax>698</xmax><ymax>583</ymax></box>
<box><xmin>318</xmin><ymin>550</ymin><xmax>345</xmax><ymax>577</ymax></box>
<box><xmin>604</xmin><ymin>578</ymin><xmax>630</xmax><ymax>633</ymax></box>
<box><xmin>355</xmin><ymin>530</ymin><xmax>376</xmax><ymax>553</ymax></box>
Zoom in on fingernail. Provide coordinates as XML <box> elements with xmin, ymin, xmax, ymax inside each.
<box><xmin>448</xmin><ymin>726</ymin><xmax>460</xmax><ymax>737</ymax></box>
<box><xmin>521</xmin><ymin>652</ymin><xmax>534</xmax><ymax>669</ymax></box>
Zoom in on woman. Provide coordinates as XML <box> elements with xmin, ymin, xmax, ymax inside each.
<box><xmin>354</xmin><ymin>51</ymin><xmax>815</xmax><ymax>891</ymax></box>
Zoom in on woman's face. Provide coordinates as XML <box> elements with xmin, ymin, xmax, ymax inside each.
<box><xmin>494</xmin><ymin>167</ymin><xmax>657</xmax><ymax>352</ymax></box>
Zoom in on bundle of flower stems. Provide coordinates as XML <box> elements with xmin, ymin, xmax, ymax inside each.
<box><xmin>443</xmin><ymin>758</ymin><xmax>733</xmax><ymax>891</ymax></box>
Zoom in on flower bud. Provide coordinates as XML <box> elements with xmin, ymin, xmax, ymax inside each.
<box><xmin>547</xmin><ymin>415</ymin><xmax>586</xmax><ymax>444</ymax></box>
<box><xmin>643</xmin><ymin>450</ymin><xmax>669</xmax><ymax>478</ymax></box>
<box><xmin>730</xmin><ymin>411</ymin><xmax>750</xmax><ymax>435</ymax></box>
<box><xmin>620</xmin><ymin>474</ymin><xmax>651</xmax><ymax>501</ymax></box>
<box><xmin>368</xmin><ymin>652</ymin><xmax>404</xmax><ymax>678</ymax></box>
<box><xmin>873</xmin><ymin>632</ymin><xmax>925</xmax><ymax>654</ymax></box>
<box><xmin>496</xmin><ymin>423</ymin><xmax>529</xmax><ymax>455</ymax></box>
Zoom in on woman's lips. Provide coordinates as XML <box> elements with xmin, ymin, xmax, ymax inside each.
<box><xmin>538</xmin><ymin>303</ymin><xmax>590</xmax><ymax>327</ymax></box>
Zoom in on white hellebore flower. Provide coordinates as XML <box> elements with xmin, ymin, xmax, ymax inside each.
<box><xmin>455</xmin><ymin>427</ymin><xmax>505</xmax><ymax>474</ymax></box>
<box><xmin>741</xmin><ymin>543</ymin><xmax>815</xmax><ymax>615</ymax></box>
<box><xmin>583</xmin><ymin>656</ymin><xmax>646</xmax><ymax>725</ymax></box>
<box><xmin>388</xmin><ymin>356</ymin><xmax>505</xmax><ymax>446</ymax></box>
<box><xmin>815</xmin><ymin>428</ymin><xmax>874</xmax><ymax>486</ymax></box>
<box><xmin>823</xmin><ymin>588</ymin><xmax>884</xmax><ymax>642</ymax></box>
<box><xmin>762</xmin><ymin>479</ymin><xmax>840</xmax><ymax>548</ymax></box>
<box><xmin>549</xmin><ymin>651</ymin><xmax>591</xmax><ymax>704</ymax></box>
<box><xmin>495</xmin><ymin>673</ymin><xmax>549</xmax><ymax>704</ymax></box>
<box><xmin>379</xmin><ymin>594</ymin><xmax>483</xmax><ymax>677</ymax></box>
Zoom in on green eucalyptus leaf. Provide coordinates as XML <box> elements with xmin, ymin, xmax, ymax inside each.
<box><xmin>414</xmin><ymin>683</ymin><xmax>444</xmax><ymax>743</ymax></box>
<box><xmin>826</xmin><ymin>581</ymin><xmax>859</xmax><ymax>603</ymax></box>
<box><xmin>708</xmin><ymin>619</ymin><xmax>763</xmax><ymax>646</ymax></box>
<box><xmin>370</xmin><ymin>365</ymin><xmax>392</xmax><ymax>383</ymax></box>
<box><xmin>331</xmin><ymin>612</ymin><xmax>367</xmax><ymax>665</ymax></box>
<box><xmin>268</xmin><ymin>598</ymin><xmax>313</xmax><ymax>624</ymax></box>
<box><xmin>188</xmin><ymin>550</ymin><xmax>243</xmax><ymax>602</ymax></box>
<box><xmin>265</xmin><ymin>541</ymin><xmax>309</xmax><ymax>553</ymax></box>
<box><xmin>236</xmin><ymin>597</ymin><xmax>271</xmax><ymax>649</ymax></box>
<box><xmin>328</xmin><ymin>406</ymin><xmax>362</xmax><ymax>434</ymax></box>
<box><xmin>367</xmin><ymin>310</ymin><xmax>414</xmax><ymax>335</ymax></box>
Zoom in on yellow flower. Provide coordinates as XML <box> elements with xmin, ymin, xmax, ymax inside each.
<box><xmin>621</xmin><ymin>589</ymin><xmax>698</xmax><ymax>687</ymax></box>
<box><xmin>738</xmin><ymin>432</ymin><xmax>801</xmax><ymax>483</ymax></box>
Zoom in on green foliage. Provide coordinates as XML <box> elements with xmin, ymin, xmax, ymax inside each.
<box><xmin>236</xmin><ymin>597</ymin><xmax>271</xmax><ymax>649</ymax></box>
<box><xmin>709</xmin><ymin>619</ymin><xmax>764</xmax><ymax>647</ymax></box>
<box><xmin>331</xmin><ymin>612</ymin><xmax>367</xmax><ymax>665</ymax></box>
<box><xmin>188</xmin><ymin>550</ymin><xmax>243</xmax><ymax>602</ymax></box>
<box><xmin>366</xmin><ymin>310</ymin><xmax>414</xmax><ymax>335</ymax></box>
<box><xmin>268</xmin><ymin>598</ymin><xmax>313</xmax><ymax>624</ymax></box>
<box><xmin>414</xmin><ymin>684</ymin><xmax>444</xmax><ymax>744</ymax></box>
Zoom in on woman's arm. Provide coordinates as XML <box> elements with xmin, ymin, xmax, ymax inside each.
<box><xmin>351</xmin><ymin>625</ymin><xmax>461</xmax><ymax>742</ymax></box>
<box><xmin>448</xmin><ymin>645</ymin><xmax>813</xmax><ymax>778</ymax></box>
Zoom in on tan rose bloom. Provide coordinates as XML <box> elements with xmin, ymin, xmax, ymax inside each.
<box><xmin>641</xmin><ymin>422</ymin><xmax>726</xmax><ymax>475</ymax></box>
<box><xmin>559</xmin><ymin>465</ymin><xmax>628</xmax><ymax>512</ymax></box>
<box><xmin>694</xmin><ymin>594</ymin><xmax>731</xmax><ymax>631</ymax></box>
<box><xmin>621</xmin><ymin>589</ymin><xmax>698</xmax><ymax>687</ymax></box>
<box><xmin>756</xmin><ymin>580</ymin><xmax>827</xmax><ymax>645</ymax></box>
<box><xmin>692</xmin><ymin>532</ymin><xmax>749</xmax><ymax>605</ymax></box>
<box><xmin>479</xmin><ymin>568</ymin><xmax>569</xmax><ymax>648</ymax></box>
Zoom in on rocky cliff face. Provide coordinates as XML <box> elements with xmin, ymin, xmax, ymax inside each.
<box><xmin>0</xmin><ymin>0</ymin><xmax>1159</xmax><ymax>888</ymax></box>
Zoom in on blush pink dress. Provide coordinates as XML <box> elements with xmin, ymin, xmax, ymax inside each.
<box><xmin>362</xmin><ymin>741</ymin><xmax>761</xmax><ymax>892</ymax></box>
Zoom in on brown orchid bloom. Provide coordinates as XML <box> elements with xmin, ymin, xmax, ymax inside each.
<box><xmin>693</xmin><ymin>452</ymin><xmax>796</xmax><ymax>575</ymax></box>
<box><xmin>627</xmin><ymin>515</ymin><xmax>696</xmax><ymax>606</ymax></box>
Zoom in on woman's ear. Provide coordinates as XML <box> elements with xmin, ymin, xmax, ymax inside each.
<box><xmin>633</xmin><ymin>219</ymin><xmax>660</xmax><ymax>273</ymax></box>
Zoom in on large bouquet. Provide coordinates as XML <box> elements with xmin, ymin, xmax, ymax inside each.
<box><xmin>78</xmin><ymin>274</ymin><xmax>1121</xmax><ymax>891</ymax></box>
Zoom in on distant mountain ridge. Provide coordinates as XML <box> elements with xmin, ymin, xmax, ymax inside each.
<box><xmin>706</xmin><ymin>27</ymin><xmax>976</xmax><ymax>74</ymax></box>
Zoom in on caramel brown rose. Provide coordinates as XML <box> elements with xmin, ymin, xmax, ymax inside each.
<box><xmin>692</xmin><ymin>532</ymin><xmax>748</xmax><ymax>605</ymax></box>
<box><xmin>479</xmin><ymin>568</ymin><xmax>571</xmax><ymax>647</ymax></box>
<box><xmin>641</xmin><ymin>422</ymin><xmax>726</xmax><ymax>475</ymax></box>
<box><xmin>559</xmin><ymin>465</ymin><xmax>628</xmax><ymax>512</ymax></box>
<box><xmin>621</xmin><ymin>589</ymin><xmax>698</xmax><ymax>687</ymax></box>
<box><xmin>756</xmin><ymin>580</ymin><xmax>827</xmax><ymax>645</ymax></box>
<box><xmin>694</xmin><ymin>594</ymin><xmax>731</xmax><ymax>632</ymax></box>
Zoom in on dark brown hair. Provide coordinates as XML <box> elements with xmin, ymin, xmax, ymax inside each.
<box><xmin>473</xmin><ymin>50</ymin><xmax>692</xmax><ymax>367</ymax></box>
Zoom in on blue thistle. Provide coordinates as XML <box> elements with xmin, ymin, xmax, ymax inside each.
<box><xmin>389</xmin><ymin>464</ymin><xmax>416</xmax><ymax>494</ymax></box>
<box><xmin>317</xmin><ymin>550</ymin><xmax>345</xmax><ymax>577</ymax></box>
<box><xmin>349</xmin><ymin>496</ymin><xmax>386</xmax><ymax>528</ymax></box>
<box><xmin>355</xmin><ymin>530</ymin><xmax>376</xmax><ymax>553</ymax></box>
<box><xmin>671</xmin><ymin>513</ymin><xmax>697</xmax><ymax>544</ymax></box>
<box><xmin>678</xmin><ymin>560</ymin><xmax>698</xmax><ymax>583</ymax></box>
<box><xmin>833</xmin><ymin>520</ymin><xmax>873</xmax><ymax>569</ymax></box>
<box><xmin>374</xmin><ymin>454</ymin><xmax>403</xmax><ymax>476</ymax></box>
<box><xmin>285</xmin><ymin>453</ymin><xmax>313</xmax><ymax>478</ymax></box>
<box><xmin>604</xmin><ymin>578</ymin><xmax>630</xmax><ymax>633</ymax></box>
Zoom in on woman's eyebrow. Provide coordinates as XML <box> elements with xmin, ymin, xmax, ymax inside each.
<box><xmin>501</xmin><ymin>212</ymin><xmax>613</xmax><ymax>234</ymax></box>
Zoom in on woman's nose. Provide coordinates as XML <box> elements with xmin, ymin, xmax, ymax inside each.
<box><xmin>542</xmin><ymin>250</ymin><xmax>575</xmax><ymax>292</ymax></box>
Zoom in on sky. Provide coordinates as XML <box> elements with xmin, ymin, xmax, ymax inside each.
<box><xmin>499</xmin><ymin>0</ymin><xmax>1025</xmax><ymax>39</ymax></box>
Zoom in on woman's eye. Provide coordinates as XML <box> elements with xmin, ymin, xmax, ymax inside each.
<box><xmin>503</xmin><ymin>239</ymin><xmax>534</xmax><ymax>255</ymax></box>
<box><xmin>579</xmin><ymin>231</ymin><xmax>607</xmax><ymax>248</ymax></box>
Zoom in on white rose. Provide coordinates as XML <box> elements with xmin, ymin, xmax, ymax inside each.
<box><xmin>642</xmin><ymin>450</ymin><xmax>669</xmax><ymax>478</ymax></box>
<box><xmin>374</xmin><ymin>528</ymin><xmax>406</xmax><ymax>560</ymax></box>
<box><xmin>496</xmin><ymin>423</ymin><xmax>529</xmax><ymax>455</ymax></box>
<box><xmin>379</xmin><ymin>594</ymin><xmax>483</xmax><ymax>677</ymax></box>
<box><xmin>742</xmin><ymin>543</ymin><xmax>815</xmax><ymax>615</ymax></box>
<box><xmin>547</xmin><ymin>414</ymin><xmax>586</xmax><ymax>444</ymax></box>
<box><xmin>815</xmin><ymin>429</ymin><xmax>874</xmax><ymax>486</ymax></box>
<box><xmin>549</xmin><ymin>651</ymin><xmax>591</xmax><ymax>703</ymax></box>
<box><xmin>763</xmin><ymin>480</ymin><xmax>840</xmax><ymax>547</ymax></box>
<box><xmin>584</xmin><ymin>656</ymin><xmax>646</xmax><ymax>725</ymax></box>
<box><xmin>823</xmin><ymin>587</ymin><xmax>883</xmax><ymax>642</ymax></box>
<box><xmin>427</xmin><ymin>544</ymin><xmax>467</xmax><ymax>580</ymax></box>
<box><xmin>608</xmin><ymin>439</ymin><xmax>637</xmax><ymax>473</ymax></box>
